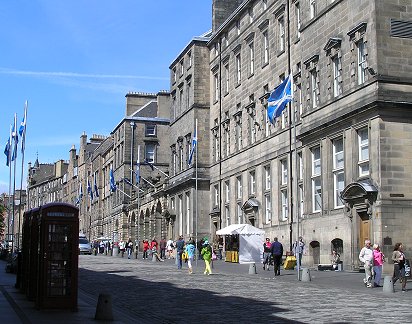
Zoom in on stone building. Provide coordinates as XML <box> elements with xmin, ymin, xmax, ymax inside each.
<box><xmin>206</xmin><ymin>0</ymin><xmax>412</xmax><ymax>268</ymax></box>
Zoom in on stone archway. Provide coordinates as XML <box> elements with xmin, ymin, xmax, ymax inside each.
<box><xmin>309</xmin><ymin>241</ymin><xmax>320</xmax><ymax>266</ymax></box>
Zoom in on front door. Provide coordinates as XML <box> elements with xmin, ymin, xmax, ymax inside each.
<box><xmin>359</xmin><ymin>218</ymin><xmax>370</xmax><ymax>246</ymax></box>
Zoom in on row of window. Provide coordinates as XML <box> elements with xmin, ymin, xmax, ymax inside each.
<box><xmin>212</xmin><ymin>127</ymin><xmax>368</xmax><ymax>225</ymax></box>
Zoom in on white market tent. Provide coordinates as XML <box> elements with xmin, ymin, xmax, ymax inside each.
<box><xmin>216</xmin><ymin>224</ymin><xmax>265</xmax><ymax>264</ymax></box>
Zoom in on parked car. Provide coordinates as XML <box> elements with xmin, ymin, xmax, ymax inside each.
<box><xmin>79</xmin><ymin>236</ymin><xmax>92</xmax><ymax>255</ymax></box>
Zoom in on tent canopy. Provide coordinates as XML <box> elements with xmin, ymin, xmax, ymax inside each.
<box><xmin>216</xmin><ymin>223</ymin><xmax>264</xmax><ymax>235</ymax></box>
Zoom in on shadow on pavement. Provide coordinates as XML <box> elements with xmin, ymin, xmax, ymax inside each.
<box><xmin>79</xmin><ymin>267</ymin><xmax>303</xmax><ymax>324</ymax></box>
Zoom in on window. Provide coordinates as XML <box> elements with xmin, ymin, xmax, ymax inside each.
<box><xmin>237</xmin><ymin>202</ymin><xmax>243</xmax><ymax>224</ymax></box>
<box><xmin>235</xmin><ymin>114</ymin><xmax>242</xmax><ymax>151</ymax></box>
<box><xmin>278</xmin><ymin>16</ymin><xmax>285</xmax><ymax>52</ymax></box>
<box><xmin>249</xmin><ymin>171</ymin><xmax>256</xmax><ymax>195</ymax></box>
<box><xmin>249</xmin><ymin>42</ymin><xmax>255</xmax><ymax>75</ymax></box>
<box><xmin>298</xmin><ymin>152</ymin><xmax>303</xmax><ymax>181</ymax></box>
<box><xmin>358</xmin><ymin>128</ymin><xmax>369</xmax><ymax>176</ymax></box>
<box><xmin>145</xmin><ymin>143</ymin><xmax>155</xmax><ymax>163</ymax></box>
<box><xmin>264</xmin><ymin>165</ymin><xmax>271</xmax><ymax>190</ymax></box>
<box><xmin>225</xmin><ymin>205</ymin><xmax>230</xmax><ymax>227</ymax></box>
<box><xmin>214</xmin><ymin>184</ymin><xmax>219</xmax><ymax>206</ymax></box>
<box><xmin>214</xmin><ymin>73</ymin><xmax>219</xmax><ymax>102</ymax></box>
<box><xmin>357</xmin><ymin>39</ymin><xmax>367</xmax><ymax>85</ymax></box>
<box><xmin>311</xmin><ymin>146</ymin><xmax>322</xmax><ymax>212</ymax></box>
<box><xmin>214</xmin><ymin>129</ymin><xmax>219</xmax><ymax>162</ymax></box>
<box><xmin>180</xmin><ymin>59</ymin><xmax>184</xmax><ymax>76</ymax></box>
<box><xmin>236</xmin><ymin>176</ymin><xmax>242</xmax><ymax>199</ymax></box>
<box><xmin>236</xmin><ymin>20</ymin><xmax>241</xmax><ymax>35</ymax></box>
<box><xmin>333</xmin><ymin>137</ymin><xmax>344</xmax><ymax>208</ymax></box>
<box><xmin>249</xmin><ymin>8</ymin><xmax>254</xmax><ymax>23</ymax></box>
<box><xmin>310</xmin><ymin>0</ymin><xmax>316</xmax><ymax>19</ymax></box>
<box><xmin>263</xmin><ymin>0</ymin><xmax>267</xmax><ymax>10</ymax></box>
<box><xmin>172</xmin><ymin>67</ymin><xmax>177</xmax><ymax>83</ymax></box>
<box><xmin>145</xmin><ymin>125</ymin><xmax>156</xmax><ymax>137</ymax></box>
<box><xmin>281</xmin><ymin>189</ymin><xmax>288</xmax><ymax>221</ymax></box>
<box><xmin>178</xmin><ymin>142</ymin><xmax>184</xmax><ymax>171</ymax></box>
<box><xmin>265</xmin><ymin>194</ymin><xmax>271</xmax><ymax>224</ymax></box>
<box><xmin>298</xmin><ymin>184</ymin><xmax>304</xmax><ymax>218</ymax></box>
<box><xmin>295</xmin><ymin>2</ymin><xmax>301</xmax><ymax>38</ymax></box>
<box><xmin>224</xmin><ymin>63</ymin><xmax>229</xmax><ymax>94</ymax></box>
<box><xmin>186</xmin><ymin>81</ymin><xmax>191</xmax><ymax>108</ymax></box>
<box><xmin>281</xmin><ymin>159</ymin><xmax>288</xmax><ymax>185</ymax></box>
<box><xmin>186</xmin><ymin>192</ymin><xmax>190</xmax><ymax>234</ymax></box>
<box><xmin>263</xmin><ymin>30</ymin><xmax>269</xmax><ymax>65</ymax></box>
<box><xmin>179</xmin><ymin>87</ymin><xmax>184</xmax><ymax>111</ymax></box>
<box><xmin>311</xmin><ymin>69</ymin><xmax>319</xmax><ymax>108</ymax></box>
<box><xmin>188</xmin><ymin>51</ymin><xmax>192</xmax><ymax>67</ymax></box>
<box><xmin>333</xmin><ymin>55</ymin><xmax>342</xmax><ymax>97</ymax></box>
<box><xmin>171</xmin><ymin>146</ymin><xmax>177</xmax><ymax>176</ymax></box>
<box><xmin>171</xmin><ymin>197</ymin><xmax>175</xmax><ymax>210</ymax></box>
<box><xmin>225</xmin><ymin>180</ymin><xmax>230</xmax><ymax>203</ymax></box>
<box><xmin>236</xmin><ymin>54</ymin><xmax>241</xmax><ymax>84</ymax></box>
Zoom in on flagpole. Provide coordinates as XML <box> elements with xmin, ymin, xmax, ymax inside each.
<box><xmin>17</xmin><ymin>101</ymin><xmax>28</xmax><ymax>250</ymax></box>
<box><xmin>136</xmin><ymin>145</ymin><xmax>140</xmax><ymax>257</ymax></box>
<box><xmin>7</xmin><ymin>125</ymin><xmax>12</xmax><ymax>252</ymax></box>
<box><xmin>11</xmin><ymin>131</ymin><xmax>18</xmax><ymax>254</ymax></box>
<box><xmin>195</xmin><ymin>119</ymin><xmax>198</xmax><ymax>267</ymax></box>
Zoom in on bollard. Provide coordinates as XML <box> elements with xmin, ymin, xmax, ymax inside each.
<box><xmin>95</xmin><ymin>293</ymin><xmax>114</xmax><ymax>321</ymax></box>
<box><xmin>249</xmin><ymin>263</ymin><xmax>257</xmax><ymax>274</ymax></box>
<box><xmin>383</xmin><ymin>276</ymin><xmax>394</xmax><ymax>293</ymax></box>
<box><xmin>300</xmin><ymin>268</ymin><xmax>311</xmax><ymax>282</ymax></box>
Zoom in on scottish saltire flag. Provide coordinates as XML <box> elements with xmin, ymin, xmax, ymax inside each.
<box><xmin>19</xmin><ymin>101</ymin><xmax>27</xmax><ymax>153</ymax></box>
<box><xmin>188</xmin><ymin>126</ymin><xmax>197</xmax><ymax>166</ymax></box>
<box><xmin>87</xmin><ymin>179</ymin><xmax>94</xmax><ymax>201</ymax></box>
<box><xmin>11</xmin><ymin>113</ymin><xmax>18</xmax><ymax>161</ymax></box>
<box><xmin>94</xmin><ymin>176</ymin><xmax>99</xmax><ymax>198</ymax></box>
<box><xmin>4</xmin><ymin>126</ymin><xmax>11</xmax><ymax>167</ymax></box>
<box><xmin>267</xmin><ymin>74</ymin><xmax>293</xmax><ymax>125</ymax></box>
<box><xmin>109</xmin><ymin>168</ymin><xmax>117</xmax><ymax>192</ymax></box>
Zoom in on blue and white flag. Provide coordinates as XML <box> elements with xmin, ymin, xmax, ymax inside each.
<box><xmin>188</xmin><ymin>126</ymin><xmax>197</xmax><ymax>166</ymax></box>
<box><xmin>11</xmin><ymin>113</ymin><xmax>18</xmax><ymax>161</ymax></box>
<box><xmin>78</xmin><ymin>183</ymin><xmax>83</xmax><ymax>203</ymax></box>
<box><xmin>109</xmin><ymin>168</ymin><xmax>117</xmax><ymax>192</ymax></box>
<box><xmin>267</xmin><ymin>74</ymin><xmax>293</xmax><ymax>125</ymax></box>
<box><xmin>87</xmin><ymin>179</ymin><xmax>94</xmax><ymax>201</ymax></box>
<box><xmin>19</xmin><ymin>101</ymin><xmax>27</xmax><ymax>153</ymax></box>
<box><xmin>4</xmin><ymin>125</ymin><xmax>12</xmax><ymax>167</ymax></box>
<box><xmin>94</xmin><ymin>175</ymin><xmax>99</xmax><ymax>198</ymax></box>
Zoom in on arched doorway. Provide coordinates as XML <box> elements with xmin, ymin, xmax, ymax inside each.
<box><xmin>309</xmin><ymin>241</ymin><xmax>320</xmax><ymax>266</ymax></box>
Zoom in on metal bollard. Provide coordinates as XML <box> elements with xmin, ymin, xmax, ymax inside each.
<box><xmin>95</xmin><ymin>293</ymin><xmax>114</xmax><ymax>321</ymax></box>
<box><xmin>300</xmin><ymin>268</ymin><xmax>311</xmax><ymax>282</ymax></box>
<box><xmin>383</xmin><ymin>276</ymin><xmax>394</xmax><ymax>293</ymax></box>
<box><xmin>249</xmin><ymin>263</ymin><xmax>257</xmax><ymax>274</ymax></box>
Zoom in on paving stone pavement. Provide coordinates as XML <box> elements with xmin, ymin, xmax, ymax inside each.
<box><xmin>79</xmin><ymin>255</ymin><xmax>412</xmax><ymax>324</ymax></box>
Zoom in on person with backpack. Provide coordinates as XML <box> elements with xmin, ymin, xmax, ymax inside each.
<box><xmin>201</xmin><ymin>240</ymin><xmax>213</xmax><ymax>275</ymax></box>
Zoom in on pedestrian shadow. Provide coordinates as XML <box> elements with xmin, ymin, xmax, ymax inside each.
<box><xmin>79</xmin><ymin>268</ymin><xmax>304</xmax><ymax>324</ymax></box>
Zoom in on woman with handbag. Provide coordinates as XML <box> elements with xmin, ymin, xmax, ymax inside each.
<box><xmin>392</xmin><ymin>242</ymin><xmax>407</xmax><ymax>292</ymax></box>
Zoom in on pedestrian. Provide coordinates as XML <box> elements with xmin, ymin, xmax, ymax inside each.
<box><xmin>359</xmin><ymin>239</ymin><xmax>373</xmax><ymax>288</ymax></box>
<box><xmin>166</xmin><ymin>238</ymin><xmax>174</xmax><ymax>259</ymax></box>
<box><xmin>185</xmin><ymin>239</ymin><xmax>196</xmax><ymax>274</ymax></box>
<box><xmin>143</xmin><ymin>239</ymin><xmax>149</xmax><ymax>260</ymax></box>
<box><xmin>93</xmin><ymin>241</ymin><xmax>98</xmax><ymax>256</ymax></box>
<box><xmin>126</xmin><ymin>238</ymin><xmax>133</xmax><ymax>259</ymax></box>
<box><xmin>176</xmin><ymin>235</ymin><xmax>185</xmax><ymax>269</ymax></box>
<box><xmin>372</xmin><ymin>243</ymin><xmax>384</xmax><ymax>287</ymax></box>
<box><xmin>392</xmin><ymin>242</ymin><xmax>407</xmax><ymax>292</ymax></box>
<box><xmin>201</xmin><ymin>240</ymin><xmax>213</xmax><ymax>275</ymax></box>
<box><xmin>119</xmin><ymin>241</ymin><xmax>126</xmax><ymax>257</ymax></box>
<box><xmin>218</xmin><ymin>238</ymin><xmax>224</xmax><ymax>260</ymax></box>
<box><xmin>292</xmin><ymin>237</ymin><xmax>305</xmax><ymax>267</ymax></box>
<box><xmin>331</xmin><ymin>250</ymin><xmax>341</xmax><ymax>271</ymax></box>
<box><xmin>270</xmin><ymin>237</ymin><xmax>283</xmax><ymax>276</ymax></box>
<box><xmin>159</xmin><ymin>238</ymin><xmax>166</xmax><ymax>259</ymax></box>
<box><xmin>263</xmin><ymin>238</ymin><xmax>272</xmax><ymax>271</ymax></box>
<box><xmin>151</xmin><ymin>245</ymin><xmax>164</xmax><ymax>262</ymax></box>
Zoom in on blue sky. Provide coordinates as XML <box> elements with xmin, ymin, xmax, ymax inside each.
<box><xmin>0</xmin><ymin>1</ymin><xmax>211</xmax><ymax>194</ymax></box>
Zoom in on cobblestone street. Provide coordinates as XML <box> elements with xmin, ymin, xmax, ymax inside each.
<box><xmin>79</xmin><ymin>255</ymin><xmax>412</xmax><ymax>323</ymax></box>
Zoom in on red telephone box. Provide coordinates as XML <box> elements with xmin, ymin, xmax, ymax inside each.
<box><xmin>35</xmin><ymin>203</ymin><xmax>79</xmax><ymax>310</ymax></box>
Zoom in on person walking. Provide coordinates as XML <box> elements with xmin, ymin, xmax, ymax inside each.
<box><xmin>263</xmin><ymin>238</ymin><xmax>272</xmax><ymax>271</ymax></box>
<box><xmin>270</xmin><ymin>237</ymin><xmax>283</xmax><ymax>277</ymax></box>
<box><xmin>166</xmin><ymin>238</ymin><xmax>174</xmax><ymax>259</ymax></box>
<box><xmin>293</xmin><ymin>237</ymin><xmax>305</xmax><ymax>267</ymax></box>
<box><xmin>201</xmin><ymin>240</ymin><xmax>213</xmax><ymax>275</ymax></box>
<box><xmin>142</xmin><ymin>239</ymin><xmax>149</xmax><ymax>260</ymax></box>
<box><xmin>185</xmin><ymin>240</ymin><xmax>196</xmax><ymax>274</ymax></box>
<box><xmin>159</xmin><ymin>238</ymin><xmax>167</xmax><ymax>260</ymax></box>
<box><xmin>331</xmin><ymin>250</ymin><xmax>341</xmax><ymax>271</ymax></box>
<box><xmin>359</xmin><ymin>239</ymin><xmax>374</xmax><ymax>288</ymax></box>
<box><xmin>119</xmin><ymin>241</ymin><xmax>126</xmax><ymax>258</ymax></box>
<box><xmin>392</xmin><ymin>242</ymin><xmax>407</xmax><ymax>292</ymax></box>
<box><xmin>126</xmin><ymin>238</ymin><xmax>133</xmax><ymax>259</ymax></box>
<box><xmin>176</xmin><ymin>235</ymin><xmax>185</xmax><ymax>269</ymax></box>
<box><xmin>372</xmin><ymin>243</ymin><xmax>385</xmax><ymax>287</ymax></box>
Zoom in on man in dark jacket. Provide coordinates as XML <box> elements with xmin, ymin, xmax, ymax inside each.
<box><xmin>175</xmin><ymin>235</ymin><xmax>185</xmax><ymax>269</ymax></box>
<box><xmin>270</xmin><ymin>237</ymin><xmax>283</xmax><ymax>276</ymax></box>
